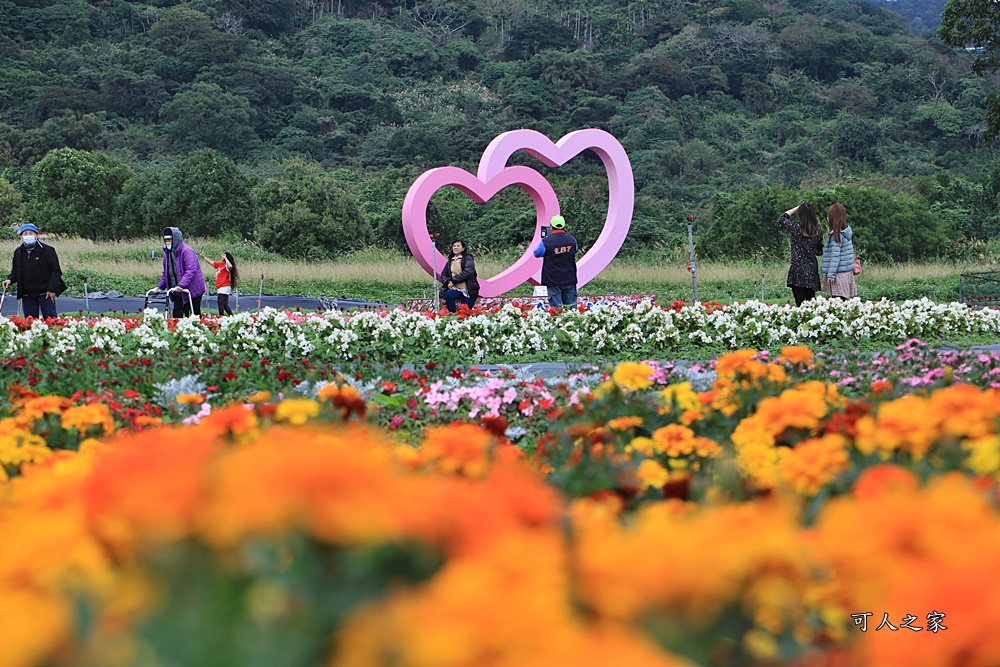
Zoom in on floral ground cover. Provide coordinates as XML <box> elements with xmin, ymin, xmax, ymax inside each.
<box><xmin>2</xmin><ymin>298</ymin><xmax>999</xmax><ymax>367</ymax></box>
<box><xmin>2</xmin><ymin>349</ymin><xmax>1000</xmax><ymax>667</ymax></box>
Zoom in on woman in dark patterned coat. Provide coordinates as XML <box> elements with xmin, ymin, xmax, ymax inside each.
<box><xmin>777</xmin><ymin>202</ymin><xmax>823</xmax><ymax>306</ymax></box>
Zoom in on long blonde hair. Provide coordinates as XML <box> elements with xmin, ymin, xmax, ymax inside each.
<box><xmin>827</xmin><ymin>203</ymin><xmax>847</xmax><ymax>243</ymax></box>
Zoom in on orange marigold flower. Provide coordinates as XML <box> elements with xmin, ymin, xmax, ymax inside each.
<box><xmin>274</xmin><ymin>399</ymin><xmax>320</xmax><ymax>426</ymax></box>
<box><xmin>317</xmin><ymin>384</ymin><xmax>367</xmax><ymax>419</ymax></box>
<box><xmin>778</xmin><ymin>346</ymin><xmax>814</xmax><ymax>365</ymax></box>
<box><xmin>776</xmin><ymin>434</ymin><xmax>850</xmax><ymax>496</ymax></box>
<box><xmin>851</xmin><ymin>464</ymin><xmax>919</xmax><ymax>501</ymax></box>
<box><xmin>420</xmin><ymin>423</ymin><xmax>493</xmax><ymax>478</ymax></box>
<box><xmin>175</xmin><ymin>393</ymin><xmax>205</xmax><ymax>406</ymax></box>
<box><xmin>650</xmin><ymin>424</ymin><xmax>697</xmax><ymax>457</ymax></box>
<box><xmin>854</xmin><ymin>395</ymin><xmax>938</xmax><ymax>460</ymax></box>
<box><xmin>715</xmin><ymin>349</ymin><xmax>760</xmax><ymax>379</ymax></box>
<box><xmin>608</xmin><ymin>416</ymin><xmax>644</xmax><ymax>431</ymax></box>
<box><xmin>693</xmin><ymin>436</ymin><xmax>723</xmax><ymax>458</ymax></box>
<box><xmin>19</xmin><ymin>395</ymin><xmax>73</xmax><ymax>422</ymax></box>
<box><xmin>612</xmin><ymin>362</ymin><xmax>656</xmax><ymax>392</ymax></box>
<box><xmin>928</xmin><ymin>384</ymin><xmax>998</xmax><ymax>440</ymax></box>
<box><xmin>246</xmin><ymin>391</ymin><xmax>271</xmax><ymax>403</ymax></box>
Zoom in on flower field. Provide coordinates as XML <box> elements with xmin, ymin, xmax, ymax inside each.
<box><xmin>3</xmin><ymin>303</ymin><xmax>1000</xmax><ymax>667</ymax></box>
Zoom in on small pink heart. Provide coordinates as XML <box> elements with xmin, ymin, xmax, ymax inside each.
<box><xmin>402</xmin><ymin>166</ymin><xmax>559</xmax><ymax>297</ymax></box>
<box><xmin>479</xmin><ymin>129</ymin><xmax>634</xmax><ymax>288</ymax></box>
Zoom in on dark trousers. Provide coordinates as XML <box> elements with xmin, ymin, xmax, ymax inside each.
<box><xmin>170</xmin><ymin>292</ymin><xmax>202</xmax><ymax>318</ymax></box>
<box><xmin>791</xmin><ymin>287</ymin><xmax>816</xmax><ymax>307</ymax></box>
<box><xmin>21</xmin><ymin>295</ymin><xmax>57</xmax><ymax>319</ymax></box>
<box><xmin>217</xmin><ymin>293</ymin><xmax>233</xmax><ymax>316</ymax></box>
<box><xmin>444</xmin><ymin>289</ymin><xmax>476</xmax><ymax>313</ymax></box>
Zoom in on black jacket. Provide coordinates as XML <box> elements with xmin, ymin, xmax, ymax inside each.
<box><xmin>6</xmin><ymin>241</ymin><xmax>63</xmax><ymax>299</ymax></box>
<box><xmin>539</xmin><ymin>232</ymin><xmax>578</xmax><ymax>287</ymax></box>
<box><xmin>778</xmin><ymin>213</ymin><xmax>822</xmax><ymax>290</ymax></box>
<box><xmin>439</xmin><ymin>253</ymin><xmax>480</xmax><ymax>302</ymax></box>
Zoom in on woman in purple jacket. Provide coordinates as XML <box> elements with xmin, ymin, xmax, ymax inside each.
<box><xmin>156</xmin><ymin>227</ymin><xmax>206</xmax><ymax>317</ymax></box>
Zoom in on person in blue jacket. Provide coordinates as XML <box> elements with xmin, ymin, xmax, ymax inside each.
<box><xmin>533</xmin><ymin>215</ymin><xmax>578</xmax><ymax>309</ymax></box>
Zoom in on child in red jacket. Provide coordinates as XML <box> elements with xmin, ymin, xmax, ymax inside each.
<box><xmin>201</xmin><ymin>250</ymin><xmax>239</xmax><ymax>316</ymax></box>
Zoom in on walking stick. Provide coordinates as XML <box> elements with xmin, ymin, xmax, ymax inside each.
<box><xmin>0</xmin><ymin>285</ymin><xmax>6</xmax><ymax>316</ymax></box>
<box><xmin>257</xmin><ymin>273</ymin><xmax>264</xmax><ymax>313</ymax></box>
<box><xmin>686</xmin><ymin>215</ymin><xmax>699</xmax><ymax>304</ymax></box>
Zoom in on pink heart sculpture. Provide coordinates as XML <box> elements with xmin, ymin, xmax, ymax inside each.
<box><xmin>478</xmin><ymin>129</ymin><xmax>634</xmax><ymax>288</ymax></box>
<box><xmin>402</xmin><ymin>165</ymin><xmax>560</xmax><ymax>297</ymax></box>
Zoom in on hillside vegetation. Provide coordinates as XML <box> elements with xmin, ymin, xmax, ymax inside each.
<box><xmin>0</xmin><ymin>0</ymin><xmax>995</xmax><ymax>265</ymax></box>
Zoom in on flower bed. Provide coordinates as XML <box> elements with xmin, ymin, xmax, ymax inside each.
<box><xmin>2</xmin><ymin>350</ymin><xmax>999</xmax><ymax>667</ymax></box>
<box><xmin>2</xmin><ymin>298</ymin><xmax>999</xmax><ymax>365</ymax></box>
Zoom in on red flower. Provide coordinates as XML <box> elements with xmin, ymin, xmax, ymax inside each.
<box><xmin>223</xmin><ymin>371</ymin><xmax>236</xmax><ymax>382</ymax></box>
<box><xmin>277</xmin><ymin>371</ymin><xmax>294</xmax><ymax>381</ymax></box>
<box><xmin>381</xmin><ymin>381</ymin><xmax>397</xmax><ymax>395</ymax></box>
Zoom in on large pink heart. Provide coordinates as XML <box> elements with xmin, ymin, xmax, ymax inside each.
<box><xmin>478</xmin><ymin>129</ymin><xmax>634</xmax><ymax>288</ymax></box>
<box><xmin>402</xmin><ymin>166</ymin><xmax>559</xmax><ymax>297</ymax></box>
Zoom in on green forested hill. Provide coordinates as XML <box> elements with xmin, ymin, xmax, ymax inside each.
<box><xmin>0</xmin><ymin>0</ymin><xmax>996</xmax><ymax>263</ymax></box>
<box><xmin>860</xmin><ymin>0</ymin><xmax>947</xmax><ymax>34</ymax></box>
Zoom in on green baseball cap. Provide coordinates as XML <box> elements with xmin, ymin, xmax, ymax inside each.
<box><xmin>550</xmin><ymin>215</ymin><xmax>566</xmax><ymax>230</ymax></box>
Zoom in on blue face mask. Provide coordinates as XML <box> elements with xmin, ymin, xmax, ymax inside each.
<box><xmin>22</xmin><ymin>235</ymin><xmax>37</xmax><ymax>245</ymax></box>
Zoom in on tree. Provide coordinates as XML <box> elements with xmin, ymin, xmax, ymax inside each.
<box><xmin>939</xmin><ymin>0</ymin><xmax>1000</xmax><ymax>76</ymax></box>
<box><xmin>940</xmin><ymin>0</ymin><xmax>1000</xmax><ymax>137</ymax></box>
<box><xmin>159</xmin><ymin>82</ymin><xmax>259</xmax><ymax>157</ymax></box>
<box><xmin>27</xmin><ymin>148</ymin><xmax>131</xmax><ymax>241</ymax></box>
<box><xmin>155</xmin><ymin>149</ymin><xmax>258</xmax><ymax>238</ymax></box>
<box><xmin>251</xmin><ymin>160</ymin><xmax>369</xmax><ymax>259</ymax></box>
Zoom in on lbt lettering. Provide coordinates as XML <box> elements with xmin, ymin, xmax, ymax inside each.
<box><xmin>553</xmin><ymin>245</ymin><xmax>573</xmax><ymax>254</ymax></box>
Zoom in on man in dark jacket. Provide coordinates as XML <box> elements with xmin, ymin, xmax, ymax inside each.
<box><xmin>3</xmin><ymin>223</ymin><xmax>63</xmax><ymax>319</ymax></box>
<box><xmin>532</xmin><ymin>215</ymin><xmax>579</xmax><ymax>308</ymax></box>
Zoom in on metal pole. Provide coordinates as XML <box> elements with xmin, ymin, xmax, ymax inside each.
<box><xmin>258</xmin><ymin>273</ymin><xmax>264</xmax><ymax>313</ymax></box>
<box><xmin>430</xmin><ymin>233</ymin><xmax>440</xmax><ymax>311</ymax></box>
<box><xmin>760</xmin><ymin>273</ymin><xmax>765</xmax><ymax>302</ymax></box>
<box><xmin>686</xmin><ymin>215</ymin><xmax>698</xmax><ymax>303</ymax></box>
<box><xmin>83</xmin><ymin>276</ymin><xmax>89</xmax><ymax>316</ymax></box>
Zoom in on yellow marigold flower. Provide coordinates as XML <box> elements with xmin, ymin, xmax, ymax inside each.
<box><xmin>636</xmin><ymin>459</ymin><xmax>669</xmax><ymax>489</ymax></box>
<box><xmin>628</xmin><ymin>436</ymin><xmax>656</xmax><ymax>456</ymax></box>
<box><xmin>778</xmin><ymin>346</ymin><xmax>814</xmax><ymax>365</ymax></box>
<box><xmin>742</xmin><ymin>629</ymin><xmax>780</xmax><ymax>661</ymax></box>
<box><xmin>60</xmin><ymin>404</ymin><xmax>115</xmax><ymax>436</ymax></box>
<box><xmin>736</xmin><ymin>442</ymin><xmax>780</xmax><ymax>489</ymax></box>
<box><xmin>607</xmin><ymin>416</ymin><xmax>644</xmax><ymax>431</ymax></box>
<box><xmin>963</xmin><ymin>435</ymin><xmax>1000</xmax><ymax>475</ymax></box>
<box><xmin>659</xmin><ymin>382</ymin><xmax>700</xmax><ymax>413</ymax></box>
<box><xmin>592</xmin><ymin>379</ymin><xmax>616</xmax><ymax>399</ymax></box>
<box><xmin>776</xmin><ymin>434</ymin><xmax>850</xmax><ymax>496</ymax></box>
<box><xmin>246</xmin><ymin>390</ymin><xmax>271</xmax><ymax>403</ymax></box>
<box><xmin>175</xmin><ymin>393</ymin><xmax>205</xmax><ymax>406</ymax></box>
<box><xmin>650</xmin><ymin>424</ymin><xmax>697</xmax><ymax>457</ymax></box>
<box><xmin>732</xmin><ymin>418</ymin><xmax>776</xmax><ymax>450</ymax></box>
<box><xmin>0</xmin><ymin>433</ymin><xmax>52</xmax><ymax>467</ymax></box>
<box><xmin>611</xmin><ymin>362</ymin><xmax>655</xmax><ymax>392</ymax></box>
<box><xmin>274</xmin><ymin>399</ymin><xmax>320</xmax><ymax>425</ymax></box>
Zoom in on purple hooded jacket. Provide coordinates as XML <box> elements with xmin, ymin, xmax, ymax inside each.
<box><xmin>158</xmin><ymin>227</ymin><xmax>206</xmax><ymax>301</ymax></box>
